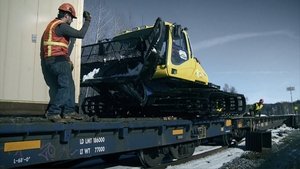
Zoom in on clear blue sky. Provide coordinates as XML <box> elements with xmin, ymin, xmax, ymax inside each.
<box><xmin>85</xmin><ymin>0</ymin><xmax>300</xmax><ymax>104</ymax></box>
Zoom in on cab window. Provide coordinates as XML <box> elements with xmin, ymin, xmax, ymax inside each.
<box><xmin>171</xmin><ymin>32</ymin><xmax>188</xmax><ymax>65</ymax></box>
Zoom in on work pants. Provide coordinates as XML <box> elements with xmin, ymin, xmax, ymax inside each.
<box><xmin>41</xmin><ymin>58</ymin><xmax>75</xmax><ymax>116</ymax></box>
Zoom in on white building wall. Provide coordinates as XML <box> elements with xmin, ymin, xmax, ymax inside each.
<box><xmin>0</xmin><ymin>0</ymin><xmax>84</xmax><ymax>104</ymax></box>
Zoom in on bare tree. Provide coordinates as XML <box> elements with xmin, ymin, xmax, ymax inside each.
<box><xmin>230</xmin><ymin>86</ymin><xmax>236</xmax><ymax>93</ymax></box>
<box><xmin>83</xmin><ymin>1</ymin><xmax>134</xmax><ymax>45</ymax></box>
<box><xmin>223</xmin><ymin>84</ymin><xmax>230</xmax><ymax>92</ymax></box>
<box><xmin>83</xmin><ymin>1</ymin><xmax>112</xmax><ymax>44</ymax></box>
<box><xmin>223</xmin><ymin>83</ymin><xmax>237</xmax><ymax>93</ymax></box>
<box><xmin>113</xmin><ymin>13</ymin><xmax>134</xmax><ymax>36</ymax></box>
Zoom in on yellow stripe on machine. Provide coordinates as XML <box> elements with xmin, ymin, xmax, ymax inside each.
<box><xmin>4</xmin><ymin>140</ymin><xmax>41</xmax><ymax>152</ymax></box>
<box><xmin>172</xmin><ymin>129</ymin><xmax>184</xmax><ymax>135</ymax></box>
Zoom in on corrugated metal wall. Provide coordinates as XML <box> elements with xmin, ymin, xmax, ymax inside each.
<box><xmin>0</xmin><ymin>0</ymin><xmax>84</xmax><ymax>104</ymax></box>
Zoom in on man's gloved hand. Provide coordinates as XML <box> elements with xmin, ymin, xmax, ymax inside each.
<box><xmin>83</xmin><ymin>11</ymin><xmax>91</xmax><ymax>21</ymax></box>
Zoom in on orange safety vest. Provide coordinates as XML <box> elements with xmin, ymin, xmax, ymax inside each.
<box><xmin>42</xmin><ymin>19</ymin><xmax>69</xmax><ymax>57</ymax></box>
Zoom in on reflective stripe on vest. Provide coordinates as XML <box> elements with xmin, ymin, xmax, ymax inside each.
<box><xmin>255</xmin><ymin>103</ymin><xmax>263</xmax><ymax>111</ymax></box>
<box><xmin>43</xmin><ymin>41</ymin><xmax>68</xmax><ymax>48</ymax></box>
<box><xmin>43</xmin><ymin>19</ymin><xmax>69</xmax><ymax>57</ymax></box>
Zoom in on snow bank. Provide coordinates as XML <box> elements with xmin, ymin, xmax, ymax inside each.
<box><xmin>269</xmin><ymin>124</ymin><xmax>296</xmax><ymax>144</ymax></box>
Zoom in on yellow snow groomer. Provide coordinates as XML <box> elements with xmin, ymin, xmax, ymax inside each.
<box><xmin>81</xmin><ymin>18</ymin><xmax>246</xmax><ymax>118</ymax></box>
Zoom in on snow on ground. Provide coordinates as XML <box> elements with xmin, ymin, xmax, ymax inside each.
<box><xmin>269</xmin><ymin>124</ymin><xmax>294</xmax><ymax>145</ymax></box>
<box><xmin>167</xmin><ymin>124</ymin><xmax>297</xmax><ymax>169</ymax></box>
<box><xmin>167</xmin><ymin>147</ymin><xmax>245</xmax><ymax>169</ymax></box>
<box><xmin>193</xmin><ymin>146</ymin><xmax>222</xmax><ymax>155</ymax></box>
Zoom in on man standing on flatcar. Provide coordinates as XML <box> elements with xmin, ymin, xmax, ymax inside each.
<box><xmin>40</xmin><ymin>3</ymin><xmax>91</xmax><ymax>122</ymax></box>
<box><xmin>249</xmin><ymin>99</ymin><xmax>264</xmax><ymax>117</ymax></box>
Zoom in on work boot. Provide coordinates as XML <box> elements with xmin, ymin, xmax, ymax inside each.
<box><xmin>45</xmin><ymin>114</ymin><xmax>67</xmax><ymax>123</ymax></box>
<box><xmin>63</xmin><ymin>112</ymin><xmax>85</xmax><ymax>120</ymax></box>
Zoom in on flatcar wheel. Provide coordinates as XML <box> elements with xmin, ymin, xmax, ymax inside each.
<box><xmin>214</xmin><ymin>134</ymin><xmax>232</xmax><ymax>146</ymax></box>
<box><xmin>138</xmin><ymin>148</ymin><xmax>164</xmax><ymax>167</ymax></box>
<box><xmin>222</xmin><ymin>134</ymin><xmax>232</xmax><ymax>146</ymax></box>
<box><xmin>169</xmin><ymin>142</ymin><xmax>195</xmax><ymax>160</ymax></box>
